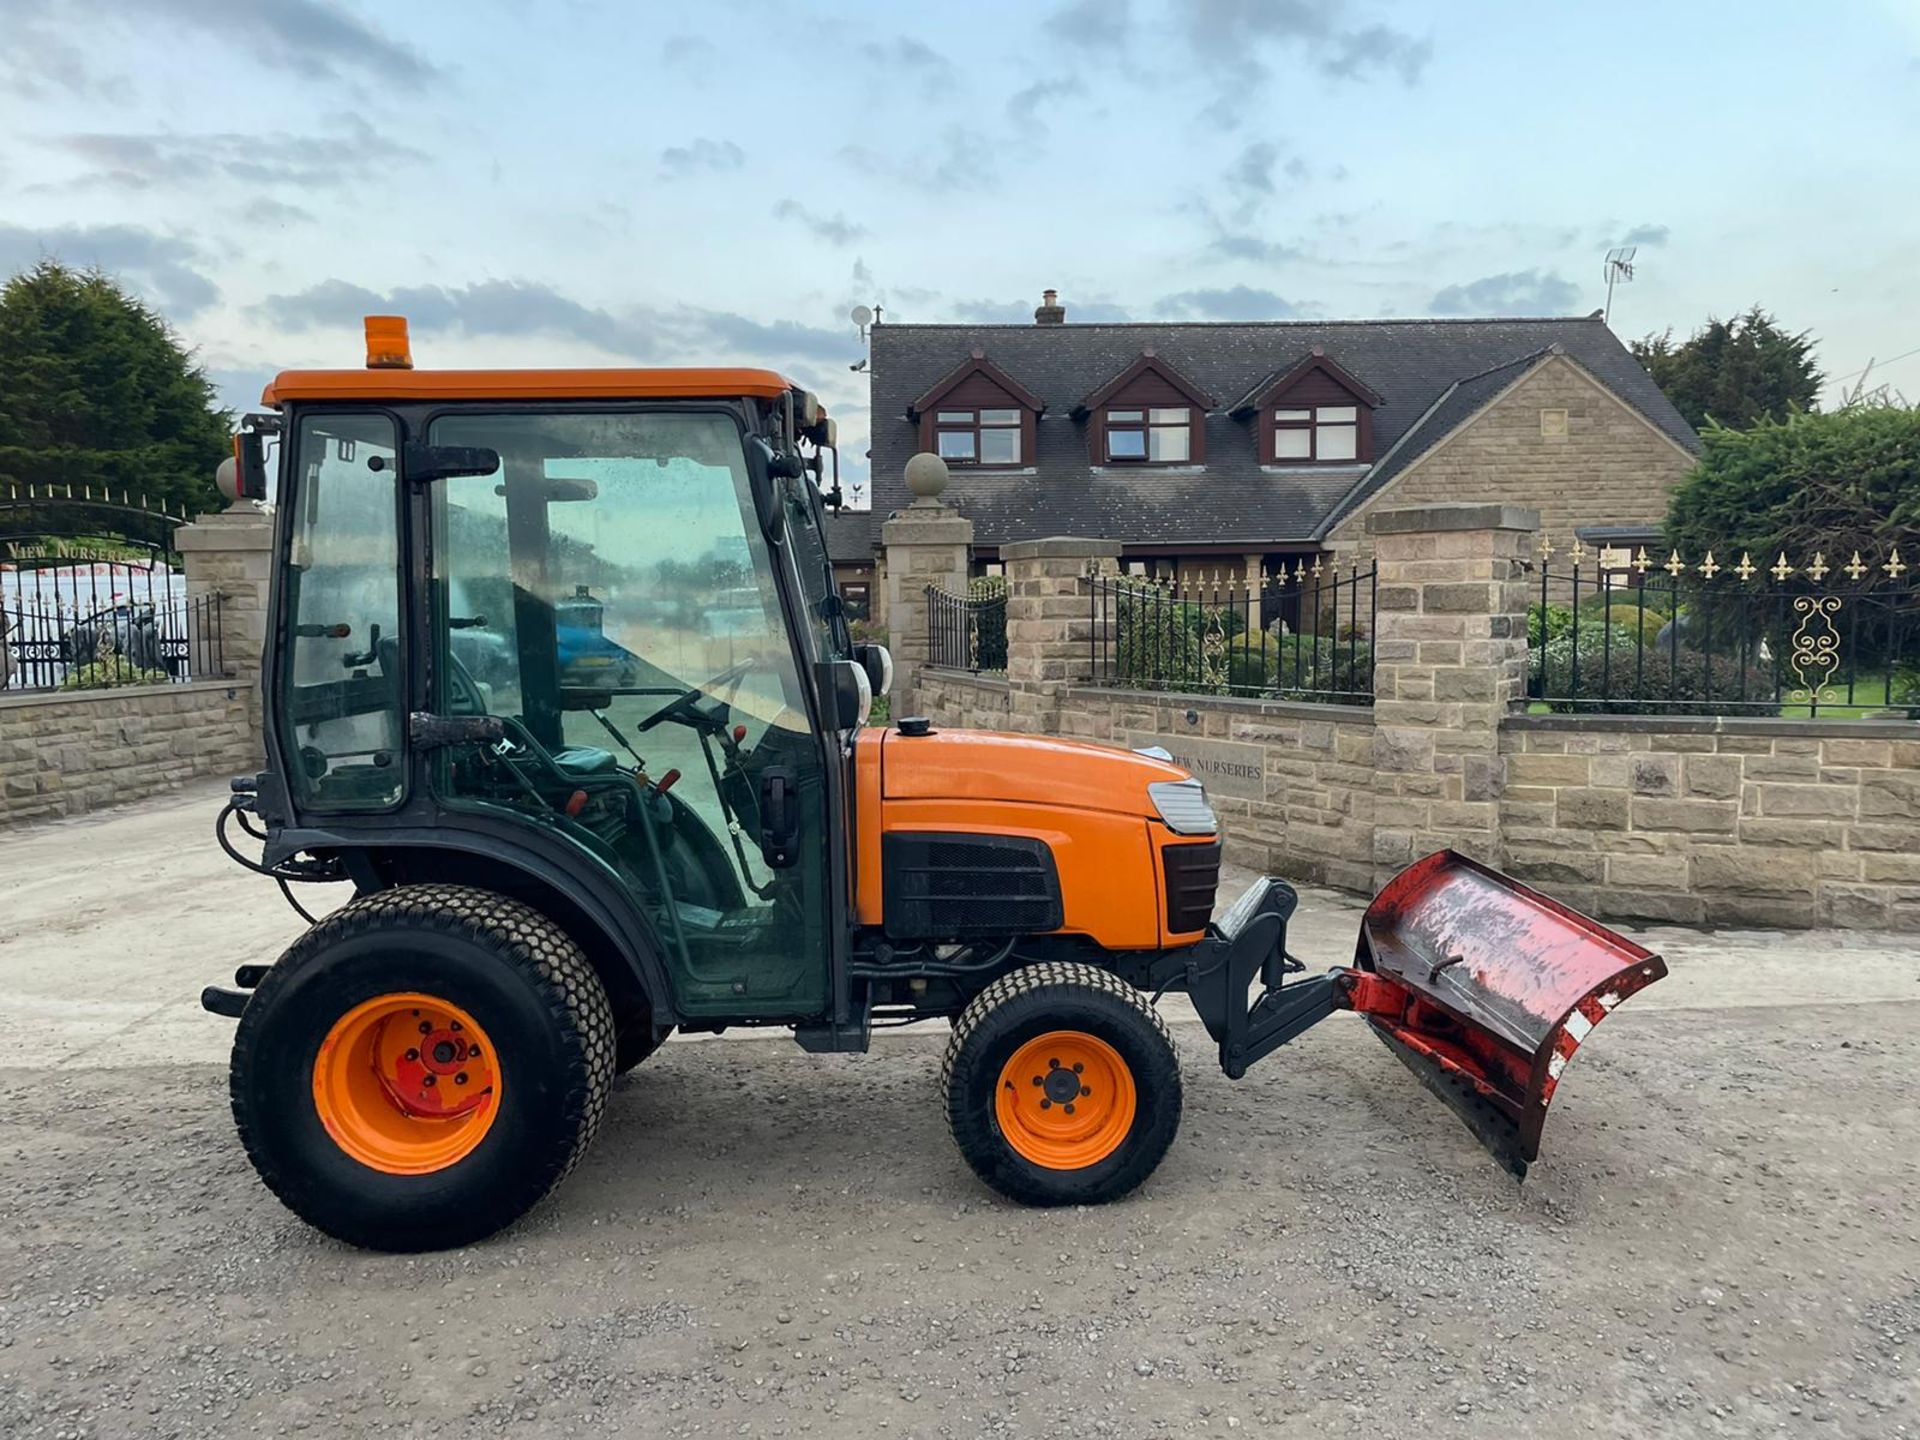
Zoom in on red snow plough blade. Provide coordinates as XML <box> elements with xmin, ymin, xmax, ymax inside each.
<box><xmin>1346</xmin><ymin>850</ymin><xmax>1666</xmax><ymax>1178</ymax></box>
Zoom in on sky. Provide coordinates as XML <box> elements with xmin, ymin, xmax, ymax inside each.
<box><xmin>2</xmin><ymin>0</ymin><xmax>1918</xmax><ymax>508</ymax></box>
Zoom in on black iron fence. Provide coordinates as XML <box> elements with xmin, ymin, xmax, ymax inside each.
<box><xmin>926</xmin><ymin>581</ymin><xmax>1008</xmax><ymax>673</ymax></box>
<box><xmin>2</xmin><ymin>486</ymin><xmax>224</xmax><ymax>693</ymax></box>
<box><xmin>1528</xmin><ymin>539</ymin><xmax>1919</xmax><ymax>717</ymax></box>
<box><xmin>1090</xmin><ymin>560</ymin><xmax>1377</xmax><ymax>704</ymax></box>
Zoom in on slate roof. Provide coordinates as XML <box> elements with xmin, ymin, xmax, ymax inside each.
<box><xmin>866</xmin><ymin>316</ymin><xmax>1697</xmax><ymax>550</ymax></box>
<box><xmin>824</xmin><ymin>509</ymin><xmax>875</xmax><ymax>564</ymax></box>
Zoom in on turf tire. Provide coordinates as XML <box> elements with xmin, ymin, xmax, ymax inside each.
<box><xmin>942</xmin><ymin>961</ymin><xmax>1182</xmax><ymax>1206</ymax></box>
<box><xmin>230</xmin><ymin>884</ymin><xmax>615</xmax><ymax>1251</ymax></box>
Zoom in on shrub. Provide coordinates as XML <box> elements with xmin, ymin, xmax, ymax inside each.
<box><xmin>1112</xmin><ymin>586</ymin><xmax>1228</xmax><ymax>693</ymax></box>
<box><xmin>1223</xmin><ymin>631</ymin><xmax>1283</xmax><ymax>692</ymax></box>
<box><xmin>61</xmin><ymin>657</ymin><xmax>169</xmax><ymax>691</ymax></box>
<box><xmin>1528</xmin><ymin>602</ymin><xmax>1573</xmax><ymax>649</ymax></box>
<box><xmin>1536</xmin><ymin>636</ymin><xmax>1778</xmax><ymax>716</ymax></box>
<box><xmin>1270</xmin><ymin>633</ymin><xmax>1373</xmax><ymax>704</ymax></box>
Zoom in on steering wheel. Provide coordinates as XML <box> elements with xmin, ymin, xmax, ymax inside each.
<box><xmin>635</xmin><ymin>656</ymin><xmax>762</xmax><ymax>733</ymax></box>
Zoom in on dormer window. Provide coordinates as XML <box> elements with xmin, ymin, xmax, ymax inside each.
<box><xmin>908</xmin><ymin>351</ymin><xmax>1043</xmax><ymax>470</ymax></box>
<box><xmin>1232</xmin><ymin>347</ymin><xmax>1381</xmax><ymax>467</ymax></box>
<box><xmin>936</xmin><ymin>408</ymin><xmax>1023</xmax><ymax>464</ymax></box>
<box><xmin>1273</xmin><ymin>404</ymin><xmax>1359</xmax><ymax>461</ymax></box>
<box><xmin>1106</xmin><ymin>407</ymin><xmax>1192</xmax><ymax>463</ymax></box>
<box><xmin>1075</xmin><ymin>350</ymin><xmax>1215</xmax><ymax>467</ymax></box>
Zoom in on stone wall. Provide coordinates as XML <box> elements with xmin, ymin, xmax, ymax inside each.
<box><xmin>1328</xmin><ymin>354</ymin><xmax>1697</xmax><ymax>561</ymax></box>
<box><xmin>894</xmin><ymin>506</ymin><xmax>1920</xmax><ymax>932</ymax></box>
<box><xmin>1054</xmin><ymin>687</ymin><xmax>1376</xmax><ymax>892</ymax></box>
<box><xmin>1</xmin><ymin>501</ymin><xmax>272</xmax><ymax>828</ymax></box>
<box><xmin>1501</xmin><ymin>716</ymin><xmax>1920</xmax><ymax>929</ymax></box>
<box><xmin>918</xmin><ymin>668</ymin><xmax>1012</xmax><ymax>731</ymax></box>
<box><xmin>0</xmin><ymin>680</ymin><xmax>254</xmax><ymax>824</ymax></box>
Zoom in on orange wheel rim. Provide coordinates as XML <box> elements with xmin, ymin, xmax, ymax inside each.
<box><xmin>994</xmin><ymin>1030</ymin><xmax>1136</xmax><ymax>1170</ymax></box>
<box><xmin>311</xmin><ymin>992</ymin><xmax>502</xmax><ymax>1175</ymax></box>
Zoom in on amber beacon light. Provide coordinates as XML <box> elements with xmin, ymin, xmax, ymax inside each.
<box><xmin>363</xmin><ymin>315</ymin><xmax>413</xmax><ymax>370</ymax></box>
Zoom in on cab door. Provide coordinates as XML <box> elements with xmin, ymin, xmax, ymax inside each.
<box><xmin>421</xmin><ymin>407</ymin><xmax>833</xmax><ymax>1020</ymax></box>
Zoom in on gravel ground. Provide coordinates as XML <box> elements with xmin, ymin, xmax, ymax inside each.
<box><xmin>3</xmin><ymin>1002</ymin><xmax>1916</xmax><ymax>1439</ymax></box>
<box><xmin>2</xmin><ymin>785</ymin><xmax>1917</xmax><ymax>1437</ymax></box>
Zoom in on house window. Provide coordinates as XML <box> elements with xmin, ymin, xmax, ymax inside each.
<box><xmin>1273</xmin><ymin>405</ymin><xmax>1359</xmax><ymax>462</ymax></box>
<box><xmin>1107</xmin><ymin>406</ymin><xmax>1191</xmax><ymax>463</ymax></box>
<box><xmin>934</xmin><ymin>408</ymin><xmax>1021</xmax><ymax>465</ymax></box>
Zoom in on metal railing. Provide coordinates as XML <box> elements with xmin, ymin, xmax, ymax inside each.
<box><xmin>1528</xmin><ymin>539</ymin><xmax>1919</xmax><ymax>717</ymax></box>
<box><xmin>1090</xmin><ymin>560</ymin><xmax>1376</xmax><ymax>705</ymax></box>
<box><xmin>2</xmin><ymin>562</ymin><xmax>224</xmax><ymax>693</ymax></box>
<box><xmin>926</xmin><ymin>582</ymin><xmax>1008</xmax><ymax>674</ymax></box>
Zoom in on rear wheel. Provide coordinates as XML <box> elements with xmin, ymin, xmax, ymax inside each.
<box><xmin>942</xmin><ymin>962</ymin><xmax>1182</xmax><ymax>1206</ymax></box>
<box><xmin>230</xmin><ymin>884</ymin><xmax>615</xmax><ymax>1251</ymax></box>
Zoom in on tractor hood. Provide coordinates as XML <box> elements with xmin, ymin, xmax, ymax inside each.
<box><xmin>879</xmin><ymin>727</ymin><xmax>1198</xmax><ymax>822</ymax></box>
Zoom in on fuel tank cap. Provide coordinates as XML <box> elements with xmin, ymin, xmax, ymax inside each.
<box><xmin>896</xmin><ymin>716</ymin><xmax>934</xmax><ymax>737</ymax></box>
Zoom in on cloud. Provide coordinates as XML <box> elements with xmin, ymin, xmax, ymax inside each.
<box><xmin>258</xmin><ymin>277</ymin><xmax>851</xmax><ymax>367</ymax></box>
<box><xmin>1619</xmin><ymin>223</ymin><xmax>1670</xmax><ymax>248</ymax></box>
<box><xmin>659</xmin><ymin>138</ymin><xmax>746</xmax><ymax>177</ymax></box>
<box><xmin>858</xmin><ymin>37</ymin><xmax>953</xmax><ymax>78</ymax></box>
<box><xmin>0</xmin><ymin>222</ymin><xmax>220</xmax><ymax>316</ymax></box>
<box><xmin>1429</xmin><ymin>270</ymin><xmax>1581</xmax><ymax>317</ymax></box>
<box><xmin>243</xmin><ymin>197</ymin><xmax>316</xmax><ymax>227</ymax></box>
<box><xmin>36</xmin><ymin>115</ymin><xmax>425</xmax><ymax>192</ymax></box>
<box><xmin>949</xmin><ymin>296</ymin><xmax>1133</xmax><ymax>323</ymax></box>
<box><xmin>1156</xmin><ymin>285</ymin><xmax>1308</xmax><ymax>320</ymax></box>
<box><xmin>838</xmin><ymin>127</ymin><xmax>992</xmax><ymax>192</ymax></box>
<box><xmin>1207</xmin><ymin>232</ymin><xmax>1308</xmax><ymax>264</ymax></box>
<box><xmin>1045</xmin><ymin>0</ymin><xmax>1130</xmax><ymax>49</ymax></box>
<box><xmin>660</xmin><ymin>33</ymin><xmax>716</xmax><ymax>67</ymax></box>
<box><xmin>1228</xmin><ymin>142</ymin><xmax>1280</xmax><ymax>199</ymax></box>
<box><xmin>1007</xmin><ymin>76</ymin><xmax>1086</xmax><ymax>134</ymax></box>
<box><xmin>1183</xmin><ymin>0</ymin><xmax>1432</xmax><ymax>126</ymax></box>
<box><xmin>774</xmin><ymin>201</ymin><xmax>868</xmax><ymax>247</ymax></box>
<box><xmin>1</xmin><ymin>0</ymin><xmax>435</xmax><ymax>97</ymax></box>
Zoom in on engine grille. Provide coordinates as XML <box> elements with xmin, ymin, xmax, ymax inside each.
<box><xmin>882</xmin><ymin>832</ymin><xmax>1063</xmax><ymax>939</ymax></box>
<box><xmin>1163</xmin><ymin>840</ymin><xmax>1222</xmax><ymax>934</ymax></box>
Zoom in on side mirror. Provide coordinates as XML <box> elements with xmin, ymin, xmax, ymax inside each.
<box><xmin>745</xmin><ymin>437</ymin><xmax>790</xmax><ymax>542</ymax></box>
<box><xmin>854</xmin><ymin>642</ymin><xmax>893</xmax><ymax>697</ymax></box>
<box><xmin>817</xmin><ymin>658</ymin><xmax>872</xmax><ymax>730</ymax></box>
<box><xmin>233</xmin><ymin>430</ymin><xmax>270</xmax><ymax>501</ymax></box>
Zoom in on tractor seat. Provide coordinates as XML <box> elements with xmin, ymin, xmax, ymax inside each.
<box><xmin>552</xmin><ymin>746</ymin><xmax>618</xmax><ymax>776</ymax></box>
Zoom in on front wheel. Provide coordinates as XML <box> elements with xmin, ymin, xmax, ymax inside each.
<box><xmin>942</xmin><ymin>962</ymin><xmax>1182</xmax><ymax>1206</ymax></box>
<box><xmin>229</xmin><ymin>884</ymin><xmax>615</xmax><ymax>1251</ymax></box>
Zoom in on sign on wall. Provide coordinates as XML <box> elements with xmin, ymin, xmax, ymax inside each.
<box><xmin>1122</xmin><ymin>732</ymin><xmax>1266</xmax><ymax>802</ymax></box>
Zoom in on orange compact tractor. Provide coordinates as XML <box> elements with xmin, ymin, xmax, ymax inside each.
<box><xmin>206</xmin><ymin>318</ymin><xmax>1665</xmax><ymax>1251</ymax></box>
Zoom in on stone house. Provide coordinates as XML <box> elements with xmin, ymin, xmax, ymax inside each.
<box><xmin>857</xmin><ymin>293</ymin><xmax>1699</xmax><ymax>624</ymax></box>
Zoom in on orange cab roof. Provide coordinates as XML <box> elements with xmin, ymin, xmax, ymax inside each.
<box><xmin>260</xmin><ymin>366</ymin><xmax>801</xmax><ymax>406</ymax></box>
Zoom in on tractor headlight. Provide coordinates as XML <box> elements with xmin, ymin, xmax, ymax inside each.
<box><xmin>1147</xmin><ymin>779</ymin><xmax>1217</xmax><ymax>836</ymax></box>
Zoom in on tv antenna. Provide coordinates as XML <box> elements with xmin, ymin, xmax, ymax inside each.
<box><xmin>1602</xmin><ymin>246</ymin><xmax>1636</xmax><ymax>326</ymax></box>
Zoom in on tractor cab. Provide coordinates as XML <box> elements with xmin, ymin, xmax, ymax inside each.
<box><xmin>239</xmin><ymin>320</ymin><xmax>875</xmax><ymax>1040</ymax></box>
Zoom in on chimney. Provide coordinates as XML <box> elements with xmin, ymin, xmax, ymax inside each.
<box><xmin>1034</xmin><ymin>288</ymin><xmax>1065</xmax><ymax>325</ymax></box>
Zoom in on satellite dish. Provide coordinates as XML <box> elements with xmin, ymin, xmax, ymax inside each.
<box><xmin>850</xmin><ymin>304</ymin><xmax>874</xmax><ymax>330</ymax></box>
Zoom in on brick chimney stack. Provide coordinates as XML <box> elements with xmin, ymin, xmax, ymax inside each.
<box><xmin>1033</xmin><ymin>288</ymin><xmax>1065</xmax><ymax>325</ymax></box>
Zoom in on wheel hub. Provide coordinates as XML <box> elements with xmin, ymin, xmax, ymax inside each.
<box><xmin>312</xmin><ymin>993</ymin><xmax>502</xmax><ymax>1175</ymax></box>
<box><xmin>995</xmin><ymin>1031</ymin><xmax>1137</xmax><ymax>1171</ymax></box>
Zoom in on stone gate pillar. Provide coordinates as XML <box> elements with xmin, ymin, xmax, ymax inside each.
<box><xmin>1000</xmin><ymin>536</ymin><xmax>1121</xmax><ymax>734</ymax></box>
<box><xmin>174</xmin><ymin>500</ymin><xmax>275</xmax><ymax>761</ymax></box>
<box><xmin>880</xmin><ymin>499</ymin><xmax>972</xmax><ymax>719</ymax></box>
<box><xmin>1366</xmin><ymin>503</ymin><xmax>1536</xmax><ymax>883</ymax></box>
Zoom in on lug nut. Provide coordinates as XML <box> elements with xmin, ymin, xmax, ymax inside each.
<box><xmin>1063</xmin><ymin>1103</ymin><xmax>1076</xmax><ymax>1115</ymax></box>
<box><xmin>405</xmin><ymin>1048</ymin><xmax>419</xmax><ymax>1061</ymax></box>
<box><xmin>419</xmin><ymin>1021</ymin><xmax>432</xmax><ymax>1034</ymax></box>
<box><xmin>1071</xmin><ymin>1062</ymin><xmax>1084</xmax><ymax>1074</ymax></box>
<box><xmin>455</xmin><ymin>1073</ymin><xmax>468</xmax><ymax>1085</ymax></box>
<box><xmin>422</xmin><ymin>1075</ymin><xmax>436</xmax><ymax>1087</ymax></box>
<box><xmin>1040</xmin><ymin>1099</ymin><xmax>1052</xmax><ymax>1110</ymax></box>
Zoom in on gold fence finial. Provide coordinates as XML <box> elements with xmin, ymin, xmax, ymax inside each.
<box><xmin>1771</xmin><ymin>552</ymin><xmax>1794</xmax><ymax>582</ymax></box>
<box><xmin>1888</xmin><ymin>547</ymin><xmax>1909</xmax><ymax>579</ymax></box>
<box><xmin>1844</xmin><ymin>551</ymin><xmax>1869</xmax><ymax>580</ymax></box>
<box><xmin>1664</xmin><ymin>549</ymin><xmax>1686</xmax><ymax>577</ymax></box>
<box><xmin>1807</xmin><ymin>552</ymin><xmax>1830</xmax><ymax>582</ymax></box>
<box><xmin>1697</xmin><ymin>550</ymin><xmax>1719</xmax><ymax>579</ymax></box>
<box><xmin>1633</xmin><ymin>546</ymin><xmax>1651</xmax><ymax>574</ymax></box>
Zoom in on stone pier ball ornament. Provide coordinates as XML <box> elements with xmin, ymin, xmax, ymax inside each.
<box><xmin>215</xmin><ymin>455</ymin><xmax>240</xmax><ymax>505</ymax></box>
<box><xmin>905</xmin><ymin>451</ymin><xmax>951</xmax><ymax>502</ymax></box>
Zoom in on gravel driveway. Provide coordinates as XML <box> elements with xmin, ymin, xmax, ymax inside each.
<box><xmin>1</xmin><ymin>785</ymin><xmax>1916</xmax><ymax>1438</ymax></box>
